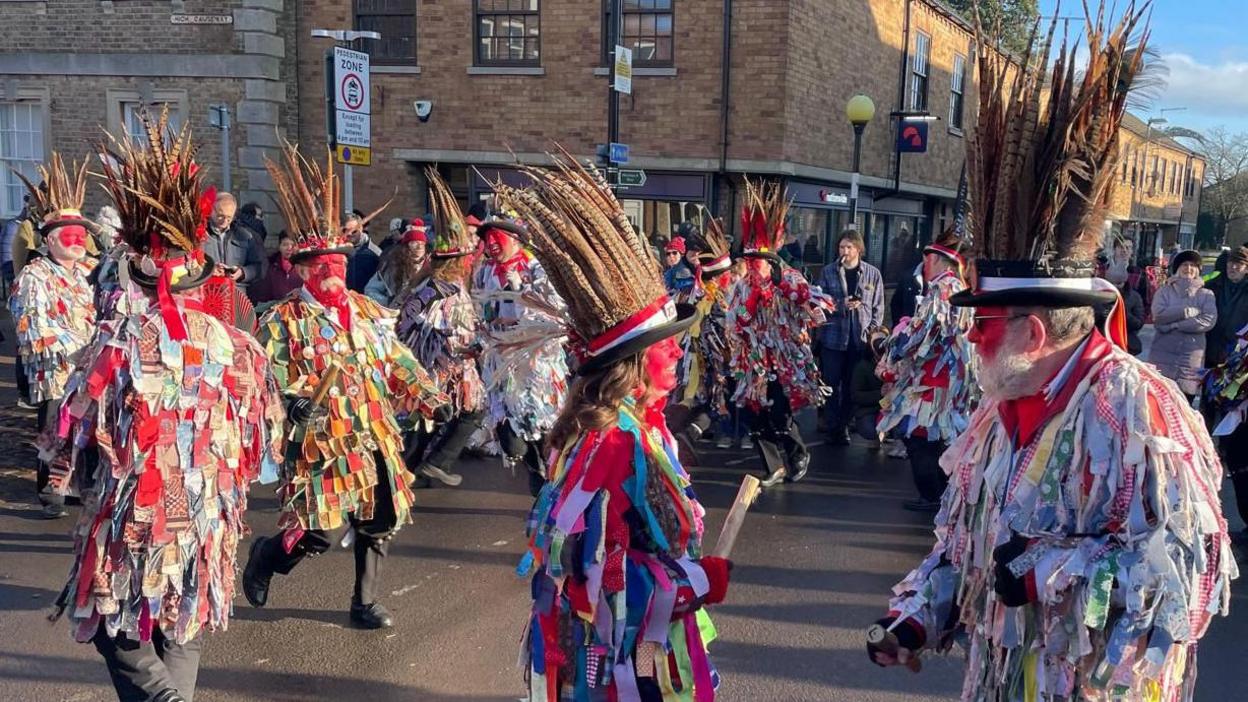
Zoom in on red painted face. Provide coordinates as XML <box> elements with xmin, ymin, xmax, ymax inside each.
<box><xmin>300</xmin><ymin>253</ymin><xmax>348</xmax><ymax>307</ymax></box>
<box><xmin>967</xmin><ymin>305</ymin><xmax>1016</xmax><ymax>358</ymax></box>
<box><xmin>746</xmin><ymin>258</ymin><xmax>771</xmax><ymax>280</ymax></box>
<box><xmin>644</xmin><ymin>335</ymin><xmax>683</xmax><ymax>396</ymax></box>
<box><xmin>48</xmin><ymin>224</ymin><xmax>88</xmax><ymax>263</ymax></box>
<box><xmin>485</xmin><ymin>228</ymin><xmax>512</xmax><ymax>260</ymax></box>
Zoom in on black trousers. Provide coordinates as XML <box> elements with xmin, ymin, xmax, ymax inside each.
<box><xmin>746</xmin><ymin>380</ymin><xmax>808</xmax><ymax>475</ymax></box>
<box><xmin>820</xmin><ymin>344</ymin><xmax>862</xmax><ymax>432</ymax></box>
<box><xmin>14</xmin><ymin>354</ymin><xmax>29</xmax><ymax>406</ymax></box>
<box><xmin>254</xmin><ymin>453</ymin><xmax>399</xmax><ymax>605</ymax></box>
<box><xmin>34</xmin><ymin>399</ymin><xmax>71</xmax><ymax>508</ymax></box>
<box><xmin>412</xmin><ymin>410</ymin><xmax>484</xmax><ymax>472</ymax></box>
<box><xmin>497</xmin><ymin>420</ymin><xmax>547</xmax><ymax>495</ymax></box>
<box><xmin>904</xmin><ymin>436</ymin><xmax>949</xmax><ymax>502</ymax></box>
<box><xmin>1220</xmin><ymin>423</ymin><xmax>1248</xmax><ymax>529</ymax></box>
<box><xmin>92</xmin><ymin>625</ymin><xmax>203</xmax><ymax>702</ymax></box>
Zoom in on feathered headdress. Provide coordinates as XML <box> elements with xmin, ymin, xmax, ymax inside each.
<box><xmin>98</xmin><ymin>107</ymin><xmax>216</xmax><ymax>338</ymax></box>
<box><xmin>953</xmin><ymin>1</ymin><xmax>1150</xmax><ymax>314</ymax></box>
<box><xmin>692</xmin><ymin>215</ymin><xmax>732</xmax><ymax>278</ymax></box>
<box><xmin>265</xmin><ymin>139</ymin><xmax>390</xmax><ymax>263</ymax></box>
<box><xmin>14</xmin><ymin>152</ymin><xmax>89</xmax><ymax>235</ymax></box>
<box><xmin>426</xmin><ymin>167</ymin><xmax>473</xmax><ymax>260</ymax></box>
<box><xmin>99</xmin><ymin>108</ymin><xmax>213</xmax><ymax>262</ymax></box>
<box><xmin>492</xmin><ymin>148</ymin><xmax>696</xmax><ymax>373</ymax></box>
<box><xmin>739</xmin><ymin>177</ymin><xmax>791</xmax><ymax>262</ymax></box>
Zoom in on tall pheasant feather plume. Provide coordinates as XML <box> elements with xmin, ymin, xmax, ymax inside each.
<box><xmin>740</xmin><ymin>177</ymin><xmax>791</xmax><ymax>254</ymax></box>
<box><xmin>691</xmin><ymin>211</ymin><xmax>731</xmax><ymax>261</ymax></box>
<box><xmin>425</xmin><ymin>167</ymin><xmax>473</xmax><ymax>256</ymax></box>
<box><xmin>491</xmin><ymin>147</ymin><xmax>667</xmax><ymax>342</ymax></box>
<box><xmin>97</xmin><ymin>106</ymin><xmax>210</xmax><ymax>256</ymax></box>
<box><xmin>967</xmin><ymin>1</ymin><xmax>1151</xmax><ymax>262</ymax></box>
<box><xmin>14</xmin><ymin>152</ymin><xmax>89</xmax><ymax>223</ymax></box>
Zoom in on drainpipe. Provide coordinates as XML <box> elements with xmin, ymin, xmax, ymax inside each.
<box><xmin>714</xmin><ymin>0</ymin><xmax>734</xmax><ymax>218</ymax></box>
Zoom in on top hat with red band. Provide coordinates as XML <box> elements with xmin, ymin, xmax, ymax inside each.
<box><xmin>923</xmin><ymin>242</ymin><xmax>965</xmax><ymax>271</ymax></box>
<box><xmin>698</xmin><ymin>253</ymin><xmax>732</xmax><ymax>280</ymax></box>
<box><xmin>577</xmin><ymin>297</ymin><xmax>697</xmax><ymax>374</ymax></box>
<box><xmin>950</xmin><ymin>259</ymin><xmax>1118</xmax><ymax>309</ymax></box>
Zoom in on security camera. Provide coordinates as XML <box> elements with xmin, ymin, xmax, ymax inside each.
<box><xmin>414</xmin><ymin>100</ymin><xmax>432</xmax><ymax>122</ymax></box>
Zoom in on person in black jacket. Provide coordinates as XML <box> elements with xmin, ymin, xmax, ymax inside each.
<box><xmin>1104</xmin><ymin>264</ymin><xmax>1146</xmax><ymax>355</ymax></box>
<box><xmin>890</xmin><ymin>261</ymin><xmax>923</xmax><ymax>327</ymax></box>
<box><xmin>1204</xmin><ymin>246</ymin><xmax>1248</xmax><ymax>368</ymax></box>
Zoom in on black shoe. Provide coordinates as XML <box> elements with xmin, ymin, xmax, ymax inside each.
<box><xmin>350</xmin><ymin>601</ymin><xmax>394</xmax><ymax>629</ymax></box>
<box><xmin>685</xmin><ymin>423</ymin><xmax>704</xmax><ymax>444</ymax></box>
<box><xmin>39</xmin><ymin>502</ymin><xmax>68</xmax><ymax>519</ymax></box>
<box><xmin>411</xmin><ymin>474</ymin><xmax>433</xmax><ymax>489</ymax></box>
<box><xmin>785</xmin><ymin>453</ymin><xmax>810</xmax><ymax>483</ymax></box>
<box><xmin>527</xmin><ymin>469</ymin><xmax>546</xmax><ymax>497</ymax></box>
<box><xmin>902</xmin><ymin>498</ymin><xmax>941</xmax><ymax>513</ymax></box>
<box><xmin>827</xmin><ymin>428</ymin><xmax>851</xmax><ymax>446</ymax></box>
<box><xmin>151</xmin><ymin>690</ymin><xmax>188</xmax><ymax>702</ymax></box>
<box><xmin>759</xmin><ymin>467</ymin><xmax>787</xmax><ymax>488</ymax></box>
<box><xmin>242</xmin><ymin>538</ymin><xmax>272</xmax><ymax>608</ymax></box>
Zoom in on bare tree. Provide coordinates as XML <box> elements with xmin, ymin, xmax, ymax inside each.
<box><xmin>1200</xmin><ymin>126</ymin><xmax>1248</xmax><ymax>245</ymax></box>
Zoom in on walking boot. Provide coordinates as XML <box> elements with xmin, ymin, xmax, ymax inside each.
<box><xmin>242</xmin><ymin>537</ymin><xmax>273</xmax><ymax>608</ymax></box>
<box><xmin>785</xmin><ymin>451</ymin><xmax>810</xmax><ymax>483</ymax></box>
<box><xmin>759</xmin><ymin>466</ymin><xmax>787</xmax><ymax>488</ymax></box>
<box><xmin>349</xmin><ymin>600</ymin><xmax>394</xmax><ymax>629</ymax></box>
<box><xmin>418</xmin><ymin>462</ymin><xmax>463</xmax><ymax>487</ymax></box>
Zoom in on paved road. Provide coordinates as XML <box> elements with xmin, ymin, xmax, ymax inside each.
<box><xmin>0</xmin><ymin>322</ymin><xmax>1244</xmax><ymax>701</ymax></box>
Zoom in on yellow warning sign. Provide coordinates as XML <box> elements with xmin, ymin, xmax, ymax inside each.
<box><xmin>335</xmin><ymin>144</ymin><xmax>371</xmax><ymax>166</ymax></box>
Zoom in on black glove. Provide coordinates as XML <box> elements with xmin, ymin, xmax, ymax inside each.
<box><xmin>432</xmin><ymin>402</ymin><xmax>454</xmax><ymax>424</ymax></box>
<box><xmin>286</xmin><ymin>396</ymin><xmax>316</xmax><ymax>426</ymax></box>
<box><xmin>992</xmin><ymin>533</ymin><xmax>1035</xmax><ymax>607</ymax></box>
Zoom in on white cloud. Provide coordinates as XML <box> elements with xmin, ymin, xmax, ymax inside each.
<box><xmin>1157</xmin><ymin>53</ymin><xmax>1248</xmax><ymax>120</ymax></box>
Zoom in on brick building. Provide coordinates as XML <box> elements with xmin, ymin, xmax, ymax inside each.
<box><xmin>294</xmin><ymin>0</ymin><xmax>985</xmax><ymax>284</ymax></box>
<box><xmin>0</xmin><ymin>0</ymin><xmax>297</xmax><ymax>229</ymax></box>
<box><xmin>1104</xmin><ymin>112</ymin><xmax>1205</xmax><ymax>261</ymax></box>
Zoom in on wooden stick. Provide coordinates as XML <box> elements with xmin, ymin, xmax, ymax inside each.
<box><xmin>310</xmin><ymin>363</ymin><xmax>342</xmax><ymax>407</ymax></box>
<box><xmin>711</xmin><ymin>475</ymin><xmax>762</xmax><ymax>559</ymax></box>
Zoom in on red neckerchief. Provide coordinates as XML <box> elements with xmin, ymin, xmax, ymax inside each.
<box><xmin>998</xmin><ymin>329</ymin><xmax>1113</xmax><ymax>448</ymax></box>
<box><xmin>491</xmin><ymin>251</ymin><xmax>528</xmax><ymax>287</ymax></box>
<box><xmin>305</xmin><ymin>284</ymin><xmax>353</xmax><ymax>331</ymax></box>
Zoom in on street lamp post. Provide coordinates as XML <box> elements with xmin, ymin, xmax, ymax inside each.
<box><xmin>846</xmin><ymin>95</ymin><xmax>876</xmax><ymax>229</ymax></box>
<box><xmin>311</xmin><ymin>28</ymin><xmax>381</xmax><ymax>215</ymax></box>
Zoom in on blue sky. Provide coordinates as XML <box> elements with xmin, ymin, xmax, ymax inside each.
<box><xmin>1039</xmin><ymin>0</ymin><xmax>1248</xmax><ymax>136</ymax></box>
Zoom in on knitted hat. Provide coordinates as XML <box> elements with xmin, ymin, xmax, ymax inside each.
<box><xmin>426</xmin><ymin>168</ymin><xmax>473</xmax><ymax>260</ymax></box>
<box><xmin>951</xmin><ymin>4</ymin><xmax>1150</xmax><ymax>313</ymax></box>
<box><xmin>266</xmin><ymin>140</ymin><xmax>389</xmax><ymax>263</ymax></box>
<box><xmin>665</xmin><ymin>236</ymin><xmax>687</xmax><ymax>254</ymax></box>
<box><xmin>739</xmin><ymin>177</ymin><xmax>790</xmax><ymax>262</ymax></box>
<box><xmin>493</xmin><ymin>150</ymin><xmax>695</xmax><ymax>374</ymax></box>
<box><xmin>1170</xmin><ymin>249</ymin><xmax>1202</xmax><ymax>275</ymax></box>
<box><xmin>1231</xmin><ymin>247</ymin><xmax>1248</xmax><ymax>267</ymax></box>
<box><xmin>15</xmin><ymin>152</ymin><xmax>90</xmax><ymax>239</ymax></box>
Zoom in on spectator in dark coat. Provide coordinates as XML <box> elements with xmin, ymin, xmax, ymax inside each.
<box><xmin>1103</xmin><ymin>263</ymin><xmax>1146</xmax><ymax>355</ymax></box>
<box><xmin>250</xmin><ymin>232</ymin><xmax>302</xmax><ymax>304</ymax></box>
<box><xmin>343</xmin><ymin>213</ymin><xmax>381</xmax><ymax>293</ymax></box>
<box><xmin>1204</xmin><ymin>246</ymin><xmax>1248</xmax><ymax>368</ymax></box>
<box><xmin>890</xmin><ymin>261</ymin><xmax>922</xmax><ymax>327</ymax></box>
<box><xmin>236</xmin><ymin>202</ymin><xmax>269</xmax><ymax>245</ymax></box>
<box><xmin>203</xmin><ymin>192</ymin><xmax>266</xmax><ymax>291</ymax></box>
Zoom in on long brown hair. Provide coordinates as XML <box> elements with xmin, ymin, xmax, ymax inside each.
<box><xmin>547</xmin><ymin>352</ymin><xmax>648</xmax><ymax>452</ymax></box>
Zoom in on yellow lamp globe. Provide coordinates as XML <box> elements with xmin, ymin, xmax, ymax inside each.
<box><xmin>846</xmin><ymin>94</ymin><xmax>876</xmax><ymax>126</ymax></box>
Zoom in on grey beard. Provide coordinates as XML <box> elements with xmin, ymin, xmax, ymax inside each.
<box><xmin>978</xmin><ymin>351</ymin><xmax>1037</xmax><ymax>401</ymax></box>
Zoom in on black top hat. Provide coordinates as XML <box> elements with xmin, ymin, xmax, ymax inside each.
<box><xmin>950</xmin><ymin>259</ymin><xmax>1118</xmax><ymax>308</ymax></box>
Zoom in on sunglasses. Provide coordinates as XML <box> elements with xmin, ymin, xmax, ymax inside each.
<box><xmin>971</xmin><ymin>313</ymin><xmax>1030</xmax><ymax>332</ymax></box>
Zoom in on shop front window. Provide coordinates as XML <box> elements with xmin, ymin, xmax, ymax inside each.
<box><xmin>884</xmin><ymin>215</ymin><xmax>921</xmax><ymax>284</ymax></box>
<box><xmin>619</xmin><ymin>198</ymin><xmax>704</xmax><ymax>250</ymax></box>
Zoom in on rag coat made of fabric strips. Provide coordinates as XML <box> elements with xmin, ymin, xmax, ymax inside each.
<box><xmin>258</xmin><ymin>288</ymin><xmax>449</xmax><ymax>531</ymax></box>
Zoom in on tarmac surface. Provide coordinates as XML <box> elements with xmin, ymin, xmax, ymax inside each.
<box><xmin>0</xmin><ymin>318</ymin><xmax>1245</xmax><ymax>701</ymax></box>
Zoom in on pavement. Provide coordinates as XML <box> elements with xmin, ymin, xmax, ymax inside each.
<box><xmin>0</xmin><ymin>316</ymin><xmax>1244</xmax><ymax>702</ymax></box>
